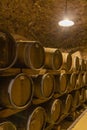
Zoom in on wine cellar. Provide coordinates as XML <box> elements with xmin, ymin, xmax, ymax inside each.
<box><xmin>0</xmin><ymin>0</ymin><xmax>87</xmax><ymax>130</ymax></box>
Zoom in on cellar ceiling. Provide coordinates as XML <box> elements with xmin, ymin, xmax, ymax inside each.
<box><xmin>0</xmin><ymin>0</ymin><xmax>87</xmax><ymax>52</ymax></box>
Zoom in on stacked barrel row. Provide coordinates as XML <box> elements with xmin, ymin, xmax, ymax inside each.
<box><xmin>0</xmin><ymin>30</ymin><xmax>87</xmax><ymax>130</ymax></box>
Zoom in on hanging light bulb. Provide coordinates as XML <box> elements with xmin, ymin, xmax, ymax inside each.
<box><xmin>58</xmin><ymin>18</ymin><xmax>74</xmax><ymax>27</ymax></box>
<box><xmin>58</xmin><ymin>0</ymin><xmax>74</xmax><ymax>27</ymax></box>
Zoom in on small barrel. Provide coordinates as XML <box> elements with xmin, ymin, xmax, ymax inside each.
<box><xmin>61</xmin><ymin>94</ymin><xmax>73</xmax><ymax>115</ymax></box>
<box><xmin>43</xmin><ymin>99</ymin><xmax>62</xmax><ymax>123</ymax></box>
<box><xmin>72</xmin><ymin>90</ymin><xmax>80</xmax><ymax>110</ymax></box>
<box><xmin>33</xmin><ymin>73</ymin><xmax>55</xmax><ymax>99</ymax></box>
<box><xmin>61</xmin><ymin>52</ymin><xmax>72</xmax><ymax>71</ymax></box>
<box><xmin>67</xmin><ymin>72</ymin><xmax>77</xmax><ymax>91</ymax></box>
<box><xmin>0</xmin><ymin>121</ymin><xmax>17</xmax><ymax>130</ymax></box>
<box><xmin>75</xmin><ymin>73</ymin><xmax>83</xmax><ymax>89</ymax></box>
<box><xmin>0</xmin><ymin>29</ymin><xmax>17</xmax><ymax>71</ymax></box>
<box><xmin>71</xmin><ymin>55</ymin><xmax>80</xmax><ymax>71</ymax></box>
<box><xmin>55</xmin><ymin>73</ymin><xmax>67</xmax><ymax>94</ymax></box>
<box><xmin>0</xmin><ymin>73</ymin><xmax>33</xmax><ymax>109</ymax></box>
<box><xmin>14</xmin><ymin>41</ymin><xmax>45</xmax><ymax>70</ymax></box>
<box><xmin>9</xmin><ymin>106</ymin><xmax>46</xmax><ymax>130</ymax></box>
<box><xmin>44</xmin><ymin>47</ymin><xmax>62</xmax><ymax>70</ymax></box>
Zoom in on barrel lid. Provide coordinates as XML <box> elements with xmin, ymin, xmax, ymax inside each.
<box><xmin>52</xmin><ymin>49</ymin><xmax>62</xmax><ymax>70</ymax></box>
<box><xmin>65</xmin><ymin>94</ymin><xmax>73</xmax><ymax>114</ymax></box>
<box><xmin>70</xmin><ymin>72</ymin><xmax>77</xmax><ymax>89</ymax></box>
<box><xmin>76</xmin><ymin>73</ymin><xmax>83</xmax><ymax>87</ymax></box>
<box><xmin>75</xmin><ymin>57</ymin><xmax>80</xmax><ymax>71</ymax></box>
<box><xmin>0</xmin><ymin>121</ymin><xmax>16</xmax><ymax>130</ymax></box>
<box><xmin>67</xmin><ymin>53</ymin><xmax>72</xmax><ymax>71</ymax></box>
<box><xmin>41</xmin><ymin>73</ymin><xmax>55</xmax><ymax>98</ymax></box>
<box><xmin>27</xmin><ymin>107</ymin><xmax>46</xmax><ymax>130</ymax></box>
<box><xmin>60</xmin><ymin>73</ymin><xmax>67</xmax><ymax>93</ymax></box>
<box><xmin>8</xmin><ymin>73</ymin><xmax>33</xmax><ymax>109</ymax></box>
<box><xmin>0</xmin><ymin>29</ymin><xmax>17</xmax><ymax>71</ymax></box>
<box><xmin>25</xmin><ymin>41</ymin><xmax>45</xmax><ymax>69</ymax></box>
<box><xmin>73</xmin><ymin>91</ymin><xmax>80</xmax><ymax>107</ymax></box>
<box><xmin>51</xmin><ymin>99</ymin><xmax>62</xmax><ymax>122</ymax></box>
<box><xmin>83</xmin><ymin>72</ymin><xmax>87</xmax><ymax>85</ymax></box>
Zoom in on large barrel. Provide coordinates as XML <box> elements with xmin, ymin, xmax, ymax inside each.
<box><xmin>0</xmin><ymin>73</ymin><xmax>33</xmax><ymax>109</ymax></box>
<box><xmin>61</xmin><ymin>94</ymin><xmax>73</xmax><ymax>115</ymax></box>
<box><xmin>43</xmin><ymin>99</ymin><xmax>62</xmax><ymax>123</ymax></box>
<box><xmin>14</xmin><ymin>41</ymin><xmax>45</xmax><ymax>70</ymax></box>
<box><xmin>67</xmin><ymin>72</ymin><xmax>77</xmax><ymax>91</ymax></box>
<box><xmin>44</xmin><ymin>47</ymin><xmax>62</xmax><ymax>70</ymax></box>
<box><xmin>8</xmin><ymin>106</ymin><xmax>46</xmax><ymax>130</ymax></box>
<box><xmin>0</xmin><ymin>29</ymin><xmax>17</xmax><ymax>71</ymax></box>
<box><xmin>0</xmin><ymin>121</ymin><xmax>17</xmax><ymax>130</ymax></box>
<box><xmin>33</xmin><ymin>73</ymin><xmax>55</xmax><ymax>99</ymax></box>
<box><xmin>61</xmin><ymin>52</ymin><xmax>72</xmax><ymax>71</ymax></box>
<box><xmin>71</xmin><ymin>55</ymin><xmax>80</xmax><ymax>71</ymax></box>
<box><xmin>55</xmin><ymin>73</ymin><xmax>67</xmax><ymax>94</ymax></box>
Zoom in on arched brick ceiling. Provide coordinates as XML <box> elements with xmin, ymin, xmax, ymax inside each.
<box><xmin>0</xmin><ymin>0</ymin><xmax>87</xmax><ymax>51</ymax></box>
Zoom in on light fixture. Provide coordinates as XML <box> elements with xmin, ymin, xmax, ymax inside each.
<box><xmin>58</xmin><ymin>0</ymin><xmax>74</xmax><ymax>27</ymax></box>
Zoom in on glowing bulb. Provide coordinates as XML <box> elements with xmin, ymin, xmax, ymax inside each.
<box><xmin>58</xmin><ymin>19</ymin><xmax>74</xmax><ymax>27</ymax></box>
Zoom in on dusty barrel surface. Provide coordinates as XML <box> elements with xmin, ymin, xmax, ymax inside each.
<box><xmin>44</xmin><ymin>47</ymin><xmax>62</xmax><ymax>70</ymax></box>
<box><xmin>43</xmin><ymin>99</ymin><xmax>62</xmax><ymax>123</ymax></box>
<box><xmin>61</xmin><ymin>52</ymin><xmax>72</xmax><ymax>71</ymax></box>
<box><xmin>33</xmin><ymin>73</ymin><xmax>55</xmax><ymax>99</ymax></box>
<box><xmin>61</xmin><ymin>94</ymin><xmax>73</xmax><ymax>115</ymax></box>
<box><xmin>14</xmin><ymin>41</ymin><xmax>45</xmax><ymax>70</ymax></box>
<box><xmin>0</xmin><ymin>29</ymin><xmax>17</xmax><ymax>71</ymax></box>
<box><xmin>0</xmin><ymin>121</ymin><xmax>17</xmax><ymax>130</ymax></box>
<box><xmin>67</xmin><ymin>72</ymin><xmax>77</xmax><ymax>91</ymax></box>
<box><xmin>55</xmin><ymin>73</ymin><xmax>67</xmax><ymax>94</ymax></box>
<box><xmin>9</xmin><ymin>106</ymin><xmax>46</xmax><ymax>130</ymax></box>
<box><xmin>0</xmin><ymin>73</ymin><xmax>33</xmax><ymax>109</ymax></box>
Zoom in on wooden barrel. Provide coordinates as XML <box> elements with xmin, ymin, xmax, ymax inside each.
<box><xmin>71</xmin><ymin>55</ymin><xmax>80</xmax><ymax>71</ymax></box>
<box><xmin>0</xmin><ymin>29</ymin><xmax>17</xmax><ymax>71</ymax></box>
<box><xmin>0</xmin><ymin>121</ymin><xmax>17</xmax><ymax>130</ymax></box>
<box><xmin>55</xmin><ymin>73</ymin><xmax>67</xmax><ymax>94</ymax></box>
<box><xmin>72</xmin><ymin>90</ymin><xmax>80</xmax><ymax>110</ymax></box>
<box><xmin>9</xmin><ymin>106</ymin><xmax>46</xmax><ymax>130</ymax></box>
<box><xmin>83</xmin><ymin>72</ymin><xmax>87</xmax><ymax>85</ymax></box>
<box><xmin>67</xmin><ymin>72</ymin><xmax>77</xmax><ymax>91</ymax></box>
<box><xmin>33</xmin><ymin>73</ymin><xmax>55</xmax><ymax>99</ymax></box>
<box><xmin>61</xmin><ymin>94</ymin><xmax>73</xmax><ymax>115</ymax></box>
<box><xmin>43</xmin><ymin>99</ymin><xmax>62</xmax><ymax>123</ymax></box>
<box><xmin>61</xmin><ymin>52</ymin><xmax>72</xmax><ymax>71</ymax></box>
<box><xmin>0</xmin><ymin>73</ymin><xmax>33</xmax><ymax>109</ymax></box>
<box><xmin>44</xmin><ymin>47</ymin><xmax>62</xmax><ymax>70</ymax></box>
<box><xmin>80</xmin><ymin>88</ymin><xmax>86</xmax><ymax>103</ymax></box>
<box><xmin>75</xmin><ymin>73</ymin><xmax>83</xmax><ymax>89</ymax></box>
<box><xmin>80</xmin><ymin>59</ymin><xmax>86</xmax><ymax>71</ymax></box>
<box><xmin>14</xmin><ymin>41</ymin><xmax>45</xmax><ymax>70</ymax></box>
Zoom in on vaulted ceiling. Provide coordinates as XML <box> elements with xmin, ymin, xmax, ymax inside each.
<box><xmin>0</xmin><ymin>0</ymin><xmax>87</xmax><ymax>52</ymax></box>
